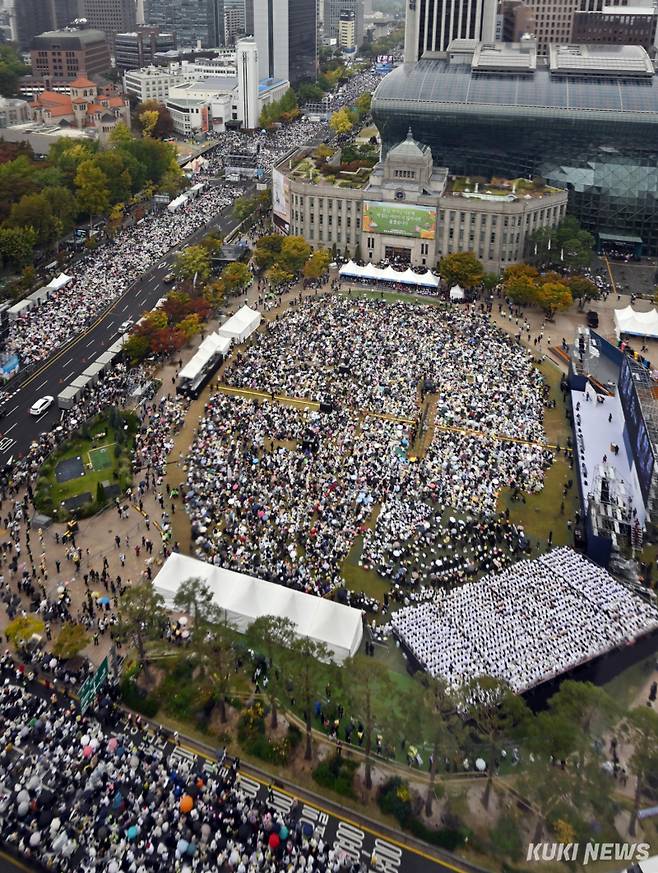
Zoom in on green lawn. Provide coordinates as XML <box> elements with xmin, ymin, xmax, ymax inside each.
<box><xmin>35</xmin><ymin>412</ymin><xmax>137</xmax><ymax>519</ymax></box>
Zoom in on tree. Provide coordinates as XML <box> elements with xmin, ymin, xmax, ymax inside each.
<box><xmin>481</xmin><ymin>272</ymin><xmax>500</xmax><ymax>292</ymax></box>
<box><xmin>42</xmin><ymin>186</ymin><xmax>78</xmax><ymax>236</ymax></box>
<box><xmin>5</xmin><ymin>615</ymin><xmax>45</xmax><ymax>650</ymax></box>
<box><xmin>53</xmin><ymin>622</ymin><xmax>90</xmax><ymax>659</ymax></box>
<box><xmin>234</xmin><ymin>195</ymin><xmax>257</xmax><ymax>222</ymax></box>
<box><xmin>123</xmin><ymin>333</ymin><xmax>150</xmax><ymax>364</ymax></box>
<box><xmin>200</xmin><ymin>231</ymin><xmax>224</xmax><ymax>254</ymax></box>
<box><xmin>303</xmin><ymin>248</ymin><xmax>331</xmax><ymax>280</ymax></box>
<box><xmin>115</xmin><ymin>582</ymin><xmax>167</xmax><ymax>681</ymax></box>
<box><xmin>178</xmin><ymin>313</ymin><xmax>202</xmax><ymax>341</ymax></box>
<box><xmin>438</xmin><ymin>251</ymin><xmax>484</xmax><ymax>289</ymax></box>
<box><xmin>344</xmin><ymin>658</ymin><xmax>395</xmax><ymax>790</ymax></box>
<box><xmin>247</xmin><ymin>615</ymin><xmax>295</xmax><ymax>729</ymax></box>
<box><xmin>0</xmin><ymin>44</ymin><xmax>30</xmax><ymax>96</ymax></box>
<box><xmin>462</xmin><ymin>676</ymin><xmax>529</xmax><ymax>808</ymax></box>
<box><xmin>95</xmin><ymin>151</ymin><xmax>134</xmax><ymax>204</ymax></box>
<box><xmin>267</xmin><ymin>264</ymin><xmax>294</xmax><ymax>288</ymax></box>
<box><xmin>174</xmin><ymin>245</ymin><xmax>211</xmax><ymax>284</ymax></box>
<box><xmin>75</xmin><ymin>159</ymin><xmax>110</xmax><ymax>226</ymax></box>
<box><xmin>187</xmin><ymin>603</ymin><xmax>239</xmax><ymax>723</ymax></box>
<box><xmin>8</xmin><ymin>192</ymin><xmax>58</xmax><ymax>248</ymax></box>
<box><xmin>279</xmin><ymin>235</ymin><xmax>311</xmax><ymax>274</ymax></box>
<box><xmin>567</xmin><ymin>275</ymin><xmax>597</xmax><ymax>309</ymax></box>
<box><xmin>284</xmin><ymin>637</ymin><xmax>333</xmax><ymax>760</ymax></box>
<box><xmin>221</xmin><ymin>261</ymin><xmax>252</xmax><ymax>293</ymax></box>
<box><xmin>329</xmin><ymin>107</ymin><xmax>354</xmax><ymax>136</ymax></box>
<box><xmin>355</xmin><ymin>92</ymin><xmax>372</xmax><ymax>116</ymax></box>
<box><xmin>625</xmin><ymin>707</ymin><xmax>658</xmax><ymax>835</ymax></box>
<box><xmin>204</xmin><ymin>279</ymin><xmax>225</xmax><ymax>310</ymax></box>
<box><xmin>174</xmin><ymin>576</ymin><xmax>214</xmax><ymax>625</ymax></box>
<box><xmin>534</xmin><ymin>281</ymin><xmax>572</xmax><ymax>318</ymax></box>
<box><xmin>415</xmin><ymin>676</ymin><xmax>460</xmax><ymax>815</ymax></box>
<box><xmin>254</xmin><ymin>234</ymin><xmax>283</xmax><ymax>271</ymax></box>
<box><xmin>0</xmin><ymin>225</ymin><xmax>37</xmax><ymax>268</ymax></box>
<box><xmin>136</xmin><ymin>99</ymin><xmax>174</xmax><ymax>138</ymax></box>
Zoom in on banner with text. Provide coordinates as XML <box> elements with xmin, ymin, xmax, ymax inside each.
<box><xmin>363</xmin><ymin>201</ymin><xmax>436</xmax><ymax>240</ymax></box>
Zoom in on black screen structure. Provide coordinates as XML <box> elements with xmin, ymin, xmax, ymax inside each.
<box><xmin>618</xmin><ymin>356</ymin><xmax>655</xmax><ymax>505</ymax></box>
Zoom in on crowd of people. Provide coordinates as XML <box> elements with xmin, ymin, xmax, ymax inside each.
<box><xmin>184</xmin><ymin>296</ymin><xmax>551</xmax><ymax>594</ymax></box>
<box><xmin>390</xmin><ymin>547</ymin><xmax>658</xmax><ymax>693</ymax></box>
<box><xmin>6</xmin><ymin>184</ymin><xmax>242</xmax><ymax>368</ymax></box>
<box><xmin>0</xmin><ymin>659</ymin><xmax>361</xmax><ymax>873</ymax></box>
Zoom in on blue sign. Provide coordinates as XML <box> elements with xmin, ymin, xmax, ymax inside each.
<box><xmin>618</xmin><ymin>356</ymin><xmax>655</xmax><ymax>504</ymax></box>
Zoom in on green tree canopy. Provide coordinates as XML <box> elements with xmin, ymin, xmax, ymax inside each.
<box><xmin>284</xmin><ymin>636</ymin><xmax>334</xmax><ymax>760</ymax></box>
<box><xmin>0</xmin><ymin>44</ymin><xmax>30</xmax><ymax>97</ymax></box>
<box><xmin>246</xmin><ymin>615</ymin><xmax>296</xmax><ymax>729</ymax></box>
<box><xmin>174</xmin><ymin>245</ymin><xmax>211</xmax><ymax>284</ymax></box>
<box><xmin>5</xmin><ymin>615</ymin><xmax>45</xmax><ymax>649</ymax></box>
<box><xmin>53</xmin><ymin>622</ymin><xmax>91</xmax><ymax>659</ymax></box>
<box><xmin>7</xmin><ymin>192</ymin><xmax>58</xmax><ymax>248</ymax></box>
<box><xmin>116</xmin><ymin>582</ymin><xmax>167</xmax><ymax>680</ymax></box>
<box><xmin>75</xmin><ymin>159</ymin><xmax>110</xmax><ymax>223</ymax></box>
<box><xmin>0</xmin><ymin>225</ymin><xmax>37</xmax><ymax>268</ymax></box>
<box><xmin>279</xmin><ymin>235</ymin><xmax>311</xmax><ymax>274</ymax></box>
<box><xmin>329</xmin><ymin>107</ymin><xmax>354</xmax><ymax>136</ymax></box>
<box><xmin>221</xmin><ymin>261</ymin><xmax>252</xmax><ymax>292</ymax></box>
<box><xmin>438</xmin><ymin>251</ymin><xmax>484</xmax><ymax>289</ymax></box>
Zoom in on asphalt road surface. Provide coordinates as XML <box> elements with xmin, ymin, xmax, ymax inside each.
<box><xmin>0</xmin><ymin>190</ymin><xmax>249</xmax><ymax>464</ymax></box>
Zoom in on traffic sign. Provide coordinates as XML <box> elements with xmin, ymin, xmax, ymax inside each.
<box><xmin>79</xmin><ymin>656</ymin><xmax>109</xmax><ymax>715</ymax></box>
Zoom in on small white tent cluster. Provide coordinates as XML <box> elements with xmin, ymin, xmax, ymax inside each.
<box><xmin>339</xmin><ymin>261</ymin><xmax>439</xmax><ymax>289</ymax></box>
<box><xmin>218</xmin><ymin>305</ymin><xmax>261</xmax><ymax>343</ymax></box>
<box><xmin>178</xmin><ymin>333</ymin><xmax>232</xmax><ymax>383</ymax></box>
<box><xmin>153</xmin><ymin>553</ymin><xmax>363</xmax><ymax>662</ymax></box>
<box><xmin>614</xmin><ymin>305</ymin><xmax>658</xmax><ymax>340</ymax></box>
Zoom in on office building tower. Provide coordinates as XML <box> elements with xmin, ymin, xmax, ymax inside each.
<box><xmin>495</xmin><ymin>0</ymin><xmax>535</xmax><ymax>41</ymax></box>
<box><xmin>338</xmin><ymin>8</ymin><xmax>356</xmax><ymax>47</ymax></box>
<box><xmin>403</xmin><ymin>0</ymin><xmax>496</xmax><ymax>61</ymax></box>
<box><xmin>81</xmin><ymin>0</ymin><xmax>137</xmax><ymax>47</ymax></box>
<box><xmin>325</xmin><ymin>0</ymin><xmax>363</xmax><ymax>48</ymax></box>
<box><xmin>15</xmin><ymin>0</ymin><xmax>55</xmax><ymax>49</ymax></box>
<box><xmin>31</xmin><ymin>27</ymin><xmax>111</xmax><ymax>81</ymax></box>
<box><xmin>224</xmin><ymin>1</ymin><xmax>245</xmax><ymax>44</ymax></box>
<box><xmin>236</xmin><ymin>35</ymin><xmax>259</xmax><ymax>126</ymax></box>
<box><xmin>250</xmin><ymin>0</ymin><xmax>316</xmax><ymax>83</ymax></box>
<box><xmin>571</xmin><ymin>6</ymin><xmax>657</xmax><ymax>51</ymax></box>
<box><xmin>115</xmin><ymin>25</ymin><xmax>176</xmax><ymax>70</ymax></box>
<box><xmin>146</xmin><ymin>0</ymin><xmax>224</xmax><ymax>48</ymax></box>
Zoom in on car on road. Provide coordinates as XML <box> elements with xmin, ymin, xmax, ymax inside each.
<box><xmin>118</xmin><ymin>319</ymin><xmax>134</xmax><ymax>333</ymax></box>
<box><xmin>163</xmin><ymin>273</ymin><xmax>175</xmax><ymax>284</ymax></box>
<box><xmin>30</xmin><ymin>396</ymin><xmax>54</xmax><ymax>416</ymax></box>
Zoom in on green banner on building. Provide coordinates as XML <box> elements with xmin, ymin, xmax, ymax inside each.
<box><xmin>363</xmin><ymin>201</ymin><xmax>437</xmax><ymax>239</ymax></box>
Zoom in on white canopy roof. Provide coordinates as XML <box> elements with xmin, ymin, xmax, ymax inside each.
<box><xmin>450</xmin><ymin>284</ymin><xmax>465</xmax><ymax>300</ymax></box>
<box><xmin>27</xmin><ymin>286</ymin><xmax>51</xmax><ymax>304</ymax></box>
<box><xmin>167</xmin><ymin>193</ymin><xmax>189</xmax><ymax>213</ymax></box>
<box><xmin>7</xmin><ymin>299</ymin><xmax>34</xmax><ymax>320</ymax></box>
<box><xmin>614</xmin><ymin>305</ymin><xmax>658</xmax><ymax>339</ymax></box>
<box><xmin>47</xmin><ymin>272</ymin><xmax>72</xmax><ymax>291</ymax></box>
<box><xmin>218</xmin><ymin>305</ymin><xmax>261</xmax><ymax>343</ymax></box>
<box><xmin>338</xmin><ymin>260</ymin><xmax>439</xmax><ymax>288</ymax></box>
<box><xmin>153</xmin><ymin>553</ymin><xmax>363</xmax><ymax>663</ymax></box>
<box><xmin>179</xmin><ymin>332</ymin><xmax>232</xmax><ymax>382</ymax></box>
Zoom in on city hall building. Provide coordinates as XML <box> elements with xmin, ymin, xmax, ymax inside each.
<box><xmin>272</xmin><ymin>132</ymin><xmax>567</xmax><ymax>272</ymax></box>
<box><xmin>372</xmin><ymin>41</ymin><xmax>658</xmax><ymax>256</ymax></box>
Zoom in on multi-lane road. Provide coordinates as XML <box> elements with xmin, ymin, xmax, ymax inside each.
<box><xmin>0</xmin><ymin>191</ymin><xmax>247</xmax><ymax>464</ymax></box>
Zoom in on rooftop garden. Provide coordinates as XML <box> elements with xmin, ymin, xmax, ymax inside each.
<box><xmin>448</xmin><ymin>175</ymin><xmax>560</xmax><ymax>198</ymax></box>
<box><xmin>289</xmin><ymin>142</ymin><xmax>379</xmax><ymax>189</ymax></box>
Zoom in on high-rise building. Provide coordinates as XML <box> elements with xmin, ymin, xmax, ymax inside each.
<box><xmin>571</xmin><ymin>6</ymin><xmax>657</xmax><ymax>51</ymax></box>
<box><xmin>236</xmin><ymin>35</ymin><xmax>259</xmax><ymax>125</ymax></box>
<box><xmin>338</xmin><ymin>8</ymin><xmax>356</xmax><ymax>48</ymax></box>
<box><xmin>224</xmin><ymin>1</ymin><xmax>245</xmax><ymax>44</ymax></box>
<box><xmin>30</xmin><ymin>27</ymin><xmax>111</xmax><ymax>82</ymax></box>
<box><xmin>145</xmin><ymin>0</ymin><xmax>224</xmax><ymax>47</ymax></box>
<box><xmin>403</xmin><ymin>0</ymin><xmax>496</xmax><ymax>61</ymax></box>
<box><xmin>15</xmin><ymin>0</ymin><xmax>55</xmax><ymax>50</ymax></box>
<box><xmin>324</xmin><ymin>0</ymin><xmax>363</xmax><ymax>48</ymax></box>
<box><xmin>81</xmin><ymin>0</ymin><xmax>137</xmax><ymax>47</ymax></box>
<box><xmin>51</xmin><ymin>0</ymin><xmax>83</xmax><ymax>28</ymax></box>
<box><xmin>250</xmin><ymin>0</ymin><xmax>315</xmax><ymax>83</ymax></box>
<box><xmin>115</xmin><ymin>25</ymin><xmax>177</xmax><ymax>70</ymax></box>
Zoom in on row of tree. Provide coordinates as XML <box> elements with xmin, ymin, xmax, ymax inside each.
<box><xmin>0</xmin><ymin>125</ymin><xmax>184</xmax><ymax>272</ymax></box>
<box><xmin>252</xmin><ymin>234</ymin><xmax>331</xmax><ymax>287</ymax></box>
<box><xmin>110</xmin><ymin>577</ymin><xmax>658</xmax><ymax>843</ymax></box>
<box><xmin>329</xmin><ymin>93</ymin><xmax>373</xmax><ymax>136</ymax></box>
<box><xmin>504</xmin><ymin>263</ymin><xmax>597</xmax><ymax>317</ymax></box>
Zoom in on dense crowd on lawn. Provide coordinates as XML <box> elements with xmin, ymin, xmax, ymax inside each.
<box><xmin>0</xmin><ymin>661</ymin><xmax>360</xmax><ymax>872</ymax></box>
<box><xmin>185</xmin><ymin>297</ymin><xmax>551</xmax><ymax>592</ymax></box>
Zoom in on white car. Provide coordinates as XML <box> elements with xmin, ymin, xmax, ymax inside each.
<box><xmin>30</xmin><ymin>396</ymin><xmax>54</xmax><ymax>416</ymax></box>
<box><xmin>119</xmin><ymin>319</ymin><xmax>134</xmax><ymax>333</ymax></box>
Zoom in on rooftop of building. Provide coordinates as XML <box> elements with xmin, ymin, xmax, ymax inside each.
<box><xmin>6</xmin><ymin>121</ymin><xmax>95</xmax><ymax>138</ymax></box>
<box><xmin>372</xmin><ymin>41</ymin><xmax>658</xmax><ymax>118</ymax></box>
<box><xmin>31</xmin><ymin>28</ymin><xmax>107</xmax><ymax>46</ymax></box>
<box><xmin>280</xmin><ymin>142</ymin><xmax>380</xmax><ymax>188</ymax></box>
<box><xmin>171</xmin><ymin>76</ymin><xmax>238</xmax><ymax>92</ymax></box>
<box><xmin>445</xmin><ymin>175</ymin><xmax>564</xmax><ymax>199</ymax></box>
<box><xmin>258</xmin><ymin>77</ymin><xmax>288</xmax><ymax>93</ymax></box>
<box><xmin>586</xmin><ymin>5</ymin><xmax>658</xmax><ymax>12</ymax></box>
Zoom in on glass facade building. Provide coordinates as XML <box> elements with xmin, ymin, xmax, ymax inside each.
<box><xmin>372</xmin><ymin>49</ymin><xmax>658</xmax><ymax>254</ymax></box>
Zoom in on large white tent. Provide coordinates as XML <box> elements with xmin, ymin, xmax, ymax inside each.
<box><xmin>614</xmin><ymin>305</ymin><xmax>658</xmax><ymax>340</ymax></box>
<box><xmin>153</xmin><ymin>553</ymin><xmax>363</xmax><ymax>662</ymax></box>
<box><xmin>218</xmin><ymin>305</ymin><xmax>262</xmax><ymax>343</ymax></box>
<box><xmin>47</xmin><ymin>273</ymin><xmax>72</xmax><ymax>291</ymax></box>
<box><xmin>178</xmin><ymin>332</ymin><xmax>231</xmax><ymax>382</ymax></box>
<box><xmin>338</xmin><ymin>260</ymin><xmax>439</xmax><ymax>289</ymax></box>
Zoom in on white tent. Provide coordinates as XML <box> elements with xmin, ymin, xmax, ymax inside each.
<box><xmin>167</xmin><ymin>193</ymin><xmax>189</xmax><ymax>213</ymax></box>
<box><xmin>27</xmin><ymin>286</ymin><xmax>51</xmax><ymax>304</ymax></box>
<box><xmin>178</xmin><ymin>333</ymin><xmax>231</xmax><ymax>383</ymax></box>
<box><xmin>218</xmin><ymin>305</ymin><xmax>261</xmax><ymax>343</ymax></box>
<box><xmin>7</xmin><ymin>299</ymin><xmax>34</xmax><ymax>321</ymax></box>
<box><xmin>338</xmin><ymin>260</ymin><xmax>439</xmax><ymax>289</ymax></box>
<box><xmin>153</xmin><ymin>553</ymin><xmax>363</xmax><ymax>663</ymax></box>
<box><xmin>450</xmin><ymin>284</ymin><xmax>465</xmax><ymax>301</ymax></box>
<box><xmin>47</xmin><ymin>273</ymin><xmax>72</xmax><ymax>291</ymax></box>
<box><xmin>614</xmin><ymin>305</ymin><xmax>658</xmax><ymax>339</ymax></box>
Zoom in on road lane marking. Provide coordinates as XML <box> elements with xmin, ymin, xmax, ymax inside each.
<box><xmin>62</xmin><ymin>370</ymin><xmax>76</xmax><ymax>381</ymax></box>
<box><xmin>8</xmin><ymin>404</ymin><xmax>19</xmax><ymax>416</ymax></box>
<box><xmin>62</xmin><ymin>357</ymin><xmax>74</xmax><ymax>367</ymax></box>
<box><xmin>4</xmin><ymin>423</ymin><xmax>17</xmax><ymax>434</ymax></box>
<box><xmin>35</xmin><ymin>379</ymin><xmax>48</xmax><ymax>391</ymax></box>
<box><xmin>85</xmin><ymin>338</ymin><xmax>96</xmax><ymax>348</ymax></box>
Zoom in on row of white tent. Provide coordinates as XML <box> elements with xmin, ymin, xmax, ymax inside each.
<box><xmin>338</xmin><ymin>260</ymin><xmax>439</xmax><ymax>289</ymax></box>
<box><xmin>167</xmin><ymin>182</ymin><xmax>205</xmax><ymax>213</ymax></box>
<box><xmin>178</xmin><ymin>305</ymin><xmax>261</xmax><ymax>387</ymax></box>
<box><xmin>154</xmin><ymin>553</ymin><xmax>363</xmax><ymax>663</ymax></box>
<box><xmin>57</xmin><ymin>337</ymin><xmax>126</xmax><ymax>409</ymax></box>
<box><xmin>7</xmin><ymin>273</ymin><xmax>73</xmax><ymax>322</ymax></box>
